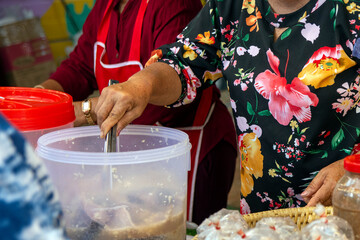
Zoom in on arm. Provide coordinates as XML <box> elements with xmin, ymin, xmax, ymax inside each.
<box><xmin>96</xmin><ymin>0</ymin><xmax>230</xmax><ymax>136</ymax></box>
<box><xmin>95</xmin><ymin>62</ymin><xmax>182</xmax><ymax>138</ymax></box>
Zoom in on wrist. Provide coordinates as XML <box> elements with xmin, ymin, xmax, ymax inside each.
<box><xmin>81</xmin><ymin>99</ymin><xmax>95</xmax><ymax>125</ymax></box>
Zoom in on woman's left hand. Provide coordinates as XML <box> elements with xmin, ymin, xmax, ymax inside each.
<box><xmin>301</xmin><ymin>159</ymin><xmax>345</xmax><ymax>206</ymax></box>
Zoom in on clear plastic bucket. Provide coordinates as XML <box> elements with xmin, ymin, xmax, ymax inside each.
<box><xmin>36</xmin><ymin>125</ymin><xmax>191</xmax><ymax>240</ymax></box>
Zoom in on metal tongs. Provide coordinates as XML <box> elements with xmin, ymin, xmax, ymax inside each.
<box><xmin>104</xmin><ymin>79</ymin><xmax>119</xmax><ymax>153</ymax></box>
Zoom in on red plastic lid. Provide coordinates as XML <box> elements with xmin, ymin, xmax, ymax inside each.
<box><xmin>344</xmin><ymin>154</ymin><xmax>360</xmax><ymax>173</ymax></box>
<box><xmin>0</xmin><ymin>87</ymin><xmax>75</xmax><ymax>131</ymax></box>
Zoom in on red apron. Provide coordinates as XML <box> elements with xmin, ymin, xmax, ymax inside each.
<box><xmin>94</xmin><ymin>0</ymin><xmax>214</xmax><ymax>222</ymax></box>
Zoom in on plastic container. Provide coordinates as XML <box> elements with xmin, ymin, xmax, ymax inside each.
<box><xmin>332</xmin><ymin>154</ymin><xmax>360</xmax><ymax>240</ymax></box>
<box><xmin>36</xmin><ymin>125</ymin><xmax>191</xmax><ymax>240</ymax></box>
<box><xmin>0</xmin><ymin>87</ymin><xmax>75</xmax><ymax>147</ymax></box>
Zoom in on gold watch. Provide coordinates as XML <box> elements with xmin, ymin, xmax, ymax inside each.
<box><xmin>82</xmin><ymin>99</ymin><xmax>95</xmax><ymax>125</ymax></box>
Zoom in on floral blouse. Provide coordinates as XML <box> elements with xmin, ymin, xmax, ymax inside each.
<box><xmin>151</xmin><ymin>0</ymin><xmax>360</xmax><ymax>214</ymax></box>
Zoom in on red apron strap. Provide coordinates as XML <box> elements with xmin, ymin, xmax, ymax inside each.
<box><xmin>128</xmin><ymin>0</ymin><xmax>149</xmax><ymax>61</ymax></box>
<box><xmin>97</xmin><ymin>0</ymin><xmax>114</xmax><ymax>43</ymax></box>
<box><xmin>192</xmin><ymin>85</ymin><xmax>214</xmax><ymax>126</ymax></box>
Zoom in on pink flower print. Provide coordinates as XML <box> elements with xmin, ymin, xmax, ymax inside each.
<box><xmin>241</xmin><ymin>82</ymin><xmax>248</xmax><ymax>91</ymax></box>
<box><xmin>234</xmin><ymin>79</ymin><xmax>241</xmax><ymax>86</ymax></box>
<box><xmin>287</xmin><ymin>187</ymin><xmax>295</xmax><ymax>197</ymax></box>
<box><xmin>237</xmin><ymin>116</ymin><xmax>250</xmax><ymax>132</ymax></box>
<box><xmin>236</xmin><ymin>47</ymin><xmax>246</xmax><ymax>56</ymax></box>
<box><xmin>250</xmin><ymin>124</ymin><xmax>262</xmax><ymax>137</ymax></box>
<box><xmin>221</xmin><ymin>24</ymin><xmax>231</xmax><ymax>34</ymax></box>
<box><xmin>337</xmin><ymin>82</ymin><xmax>355</xmax><ymax>97</ymax></box>
<box><xmin>248</xmin><ymin>45</ymin><xmax>260</xmax><ymax>56</ymax></box>
<box><xmin>230</xmin><ymin>98</ymin><xmax>237</xmax><ymax>112</ymax></box>
<box><xmin>332</xmin><ymin>97</ymin><xmax>354</xmax><ymax>116</ymax></box>
<box><xmin>294</xmin><ymin>138</ymin><xmax>300</xmax><ymax>147</ymax></box>
<box><xmin>240</xmin><ymin>198</ymin><xmax>251</xmax><ymax>214</ymax></box>
<box><xmin>300</xmin><ymin>135</ymin><xmax>306</xmax><ymax>142</ymax></box>
<box><xmin>255</xmin><ymin>49</ymin><xmax>319</xmax><ymax>125</ymax></box>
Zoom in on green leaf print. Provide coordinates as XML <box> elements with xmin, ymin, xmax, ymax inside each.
<box><xmin>331</xmin><ymin>128</ymin><xmax>345</xmax><ymax>150</ymax></box>
<box><xmin>330</xmin><ymin>8</ymin><xmax>335</xmax><ymax>19</ymax></box>
<box><xmin>300</xmin><ymin>127</ymin><xmax>309</xmax><ymax>134</ymax></box>
<box><xmin>356</xmin><ymin>128</ymin><xmax>360</xmax><ymax>137</ymax></box>
<box><xmin>247</xmin><ymin>102</ymin><xmax>255</xmax><ymax>115</ymax></box>
<box><xmin>258</xmin><ymin>110</ymin><xmax>271</xmax><ymax>116</ymax></box>
<box><xmin>341</xmin><ymin>148</ymin><xmax>352</xmax><ymax>155</ymax></box>
<box><xmin>242</xmin><ymin>34</ymin><xmax>249</xmax><ymax>42</ymax></box>
<box><xmin>321</xmin><ymin>151</ymin><xmax>328</xmax><ymax>158</ymax></box>
<box><xmin>280</xmin><ymin>29</ymin><xmax>292</xmax><ymax>40</ymax></box>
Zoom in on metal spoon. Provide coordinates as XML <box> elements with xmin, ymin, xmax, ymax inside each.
<box><xmin>103</xmin><ymin>79</ymin><xmax>119</xmax><ymax>190</ymax></box>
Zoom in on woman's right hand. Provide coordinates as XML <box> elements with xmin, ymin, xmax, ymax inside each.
<box><xmin>95</xmin><ymin>62</ymin><xmax>183</xmax><ymax>138</ymax></box>
<box><xmin>95</xmin><ymin>78</ymin><xmax>151</xmax><ymax>138</ymax></box>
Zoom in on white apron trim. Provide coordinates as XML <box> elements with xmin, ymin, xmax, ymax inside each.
<box><xmin>94</xmin><ymin>42</ymin><xmax>143</xmax><ymax>75</ymax></box>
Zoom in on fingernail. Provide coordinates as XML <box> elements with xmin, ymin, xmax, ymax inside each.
<box><xmin>301</xmin><ymin>191</ymin><xmax>309</xmax><ymax>197</ymax></box>
<box><xmin>100</xmin><ymin>131</ymin><xmax>104</xmax><ymax>139</ymax></box>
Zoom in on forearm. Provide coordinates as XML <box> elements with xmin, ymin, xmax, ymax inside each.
<box><xmin>37</xmin><ymin>79</ymin><xmax>65</xmax><ymax>92</ymax></box>
<box><xmin>128</xmin><ymin>61</ymin><xmax>182</xmax><ymax>106</ymax></box>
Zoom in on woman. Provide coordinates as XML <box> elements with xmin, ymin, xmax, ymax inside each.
<box><xmin>96</xmin><ymin>0</ymin><xmax>360</xmax><ymax>214</ymax></box>
<box><xmin>38</xmin><ymin>0</ymin><xmax>237</xmax><ymax>224</ymax></box>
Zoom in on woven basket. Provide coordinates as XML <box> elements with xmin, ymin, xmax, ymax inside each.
<box><xmin>192</xmin><ymin>206</ymin><xmax>333</xmax><ymax>239</ymax></box>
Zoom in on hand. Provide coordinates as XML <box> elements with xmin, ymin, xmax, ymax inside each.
<box><xmin>301</xmin><ymin>159</ymin><xmax>345</xmax><ymax>206</ymax></box>
<box><xmin>95</xmin><ymin>79</ymin><xmax>151</xmax><ymax>138</ymax></box>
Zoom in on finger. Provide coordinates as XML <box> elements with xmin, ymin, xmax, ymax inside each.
<box><xmin>115</xmin><ymin>108</ymin><xmax>143</xmax><ymax>135</ymax></box>
<box><xmin>301</xmin><ymin>173</ymin><xmax>325</xmax><ymax>201</ymax></box>
<box><xmin>306</xmin><ymin>182</ymin><xmax>333</xmax><ymax>207</ymax></box>
<box><xmin>100</xmin><ymin>107</ymin><xmax>127</xmax><ymax>138</ymax></box>
<box><xmin>95</xmin><ymin>88</ymin><xmax>116</xmax><ymax>126</ymax></box>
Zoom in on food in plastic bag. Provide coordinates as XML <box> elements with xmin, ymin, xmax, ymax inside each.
<box><xmin>197</xmin><ymin>208</ymin><xmax>249</xmax><ymax>240</ymax></box>
<box><xmin>255</xmin><ymin>216</ymin><xmax>300</xmax><ymax>240</ymax></box>
<box><xmin>301</xmin><ymin>215</ymin><xmax>355</xmax><ymax>240</ymax></box>
<box><xmin>243</xmin><ymin>227</ymin><xmax>282</xmax><ymax>240</ymax></box>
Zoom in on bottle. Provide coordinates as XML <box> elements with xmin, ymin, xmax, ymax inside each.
<box><xmin>332</xmin><ymin>154</ymin><xmax>360</xmax><ymax>240</ymax></box>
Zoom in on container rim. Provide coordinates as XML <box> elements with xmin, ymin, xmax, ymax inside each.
<box><xmin>36</xmin><ymin>125</ymin><xmax>191</xmax><ymax>165</ymax></box>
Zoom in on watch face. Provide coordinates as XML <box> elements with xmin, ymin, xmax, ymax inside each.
<box><xmin>83</xmin><ymin>100</ymin><xmax>91</xmax><ymax>114</ymax></box>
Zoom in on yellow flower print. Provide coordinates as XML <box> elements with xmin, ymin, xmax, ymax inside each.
<box><xmin>298</xmin><ymin>45</ymin><xmax>356</xmax><ymax>89</ymax></box>
<box><xmin>195</xmin><ymin>31</ymin><xmax>215</xmax><ymax>45</ymax></box>
<box><xmin>203</xmin><ymin>69</ymin><xmax>223</xmax><ymax>83</ymax></box>
<box><xmin>347</xmin><ymin>2</ymin><xmax>360</xmax><ymax>14</ymax></box>
<box><xmin>246</xmin><ymin>7</ymin><xmax>262</xmax><ymax>32</ymax></box>
<box><xmin>242</xmin><ymin>0</ymin><xmax>256</xmax><ymax>14</ymax></box>
<box><xmin>183</xmin><ymin>45</ymin><xmax>198</xmax><ymax>61</ymax></box>
<box><xmin>216</xmin><ymin>50</ymin><xmax>222</xmax><ymax>58</ymax></box>
<box><xmin>343</xmin><ymin>0</ymin><xmax>349</xmax><ymax>4</ymax></box>
<box><xmin>240</xmin><ymin>132</ymin><xmax>264</xmax><ymax>197</ymax></box>
<box><xmin>268</xmin><ymin>169</ymin><xmax>277</xmax><ymax>177</ymax></box>
<box><xmin>289</xmin><ymin>120</ymin><xmax>298</xmax><ymax>131</ymax></box>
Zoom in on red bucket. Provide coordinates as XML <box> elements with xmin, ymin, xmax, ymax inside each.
<box><xmin>0</xmin><ymin>87</ymin><xmax>75</xmax><ymax>147</ymax></box>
